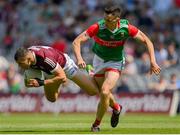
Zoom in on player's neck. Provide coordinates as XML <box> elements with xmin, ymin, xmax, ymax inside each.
<box><xmin>105</xmin><ymin>18</ymin><xmax>119</xmax><ymax>31</ymax></box>
<box><xmin>106</xmin><ymin>23</ymin><xmax>117</xmax><ymax>31</ymax></box>
<box><xmin>106</xmin><ymin>20</ymin><xmax>120</xmax><ymax>32</ymax></box>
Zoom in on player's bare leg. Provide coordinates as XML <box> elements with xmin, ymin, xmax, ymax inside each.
<box><xmin>94</xmin><ymin>76</ymin><xmax>117</xmax><ymax>108</ymax></box>
<box><xmin>71</xmin><ymin>70</ymin><xmax>98</xmax><ymax>96</ymax></box>
<box><xmin>85</xmin><ymin>65</ymin><xmax>117</xmax><ymax>108</ymax></box>
<box><xmin>44</xmin><ymin>81</ymin><xmax>61</xmax><ymax>102</ymax></box>
<box><xmin>74</xmin><ymin>68</ymin><xmax>119</xmax><ymax>108</ymax></box>
<box><xmin>91</xmin><ymin>71</ymin><xmax>122</xmax><ymax>131</ymax></box>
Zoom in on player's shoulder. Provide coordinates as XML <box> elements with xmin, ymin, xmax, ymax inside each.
<box><xmin>28</xmin><ymin>46</ymin><xmax>54</xmax><ymax>52</ymax></box>
<box><xmin>28</xmin><ymin>46</ymin><xmax>47</xmax><ymax>58</ymax></box>
<box><xmin>120</xmin><ymin>19</ymin><xmax>129</xmax><ymax>28</ymax></box>
<box><xmin>97</xmin><ymin>19</ymin><xmax>106</xmax><ymax>29</ymax></box>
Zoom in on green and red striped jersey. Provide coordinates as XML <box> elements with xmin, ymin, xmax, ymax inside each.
<box><xmin>86</xmin><ymin>19</ymin><xmax>138</xmax><ymax>61</ymax></box>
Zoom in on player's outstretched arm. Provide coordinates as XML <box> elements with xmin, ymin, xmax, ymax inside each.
<box><xmin>44</xmin><ymin>65</ymin><xmax>67</xmax><ymax>85</ymax></box>
<box><xmin>134</xmin><ymin>30</ymin><xmax>161</xmax><ymax>75</ymax></box>
<box><xmin>25</xmin><ymin>66</ymin><xmax>67</xmax><ymax>87</ymax></box>
<box><xmin>72</xmin><ymin>31</ymin><xmax>89</xmax><ymax>69</ymax></box>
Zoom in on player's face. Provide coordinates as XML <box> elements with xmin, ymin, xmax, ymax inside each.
<box><xmin>104</xmin><ymin>13</ymin><xmax>118</xmax><ymax>25</ymax></box>
<box><xmin>16</xmin><ymin>55</ymin><xmax>31</xmax><ymax>69</ymax></box>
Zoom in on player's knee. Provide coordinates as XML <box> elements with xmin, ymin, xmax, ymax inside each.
<box><xmin>87</xmin><ymin>91</ymin><xmax>97</xmax><ymax>96</ymax></box>
<box><xmin>101</xmin><ymin>87</ymin><xmax>110</xmax><ymax>98</ymax></box>
<box><xmin>46</xmin><ymin>96</ymin><xmax>56</xmax><ymax>102</ymax></box>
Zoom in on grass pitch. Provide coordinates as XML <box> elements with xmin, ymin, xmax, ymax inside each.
<box><xmin>0</xmin><ymin>113</ymin><xmax>180</xmax><ymax>134</ymax></box>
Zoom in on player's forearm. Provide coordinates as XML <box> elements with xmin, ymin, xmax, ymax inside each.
<box><xmin>73</xmin><ymin>32</ymin><xmax>89</xmax><ymax>61</ymax></box>
<box><xmin>44</xmin><ymin>76</ymin><xmax>67</xmax><ymax>85</ymax></box>
<box><xmin>138</xmin><ymin>31</ymin><xmax>157</xmax><ymax>64</ymax></box>
<box><xmin>144</xmin><ymin>37</ymin><xmax>156</xmax><ymax>64</ymax></box>
<box><xmin>72</xmin><ymin>40</ymin><xmax>83</xmax><ymax>61</ymax></box>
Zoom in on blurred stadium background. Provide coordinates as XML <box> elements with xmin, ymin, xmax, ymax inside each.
<box><xmin>0</xmin><ymin>0</ymin><xmax>180</xmax><ymax>133</ymax></box>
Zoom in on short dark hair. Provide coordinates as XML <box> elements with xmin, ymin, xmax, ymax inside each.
<box><xmin>14</xmin><ymin>47</ymin><xmax>29</xmax><ymax>61</ymax></box>
<box><xmin>104</xmin><ymin>4</ymin><xmax>121</xmax><ymax>17</ymax></box>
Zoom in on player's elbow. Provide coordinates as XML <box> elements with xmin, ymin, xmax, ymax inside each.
<box><xmin>47</xmin><ymin>97</ymin><xmax>56</xmax><ymax>102</ymax></box>
<box><xmin>72</xmin><ymin>40</ymin><xmax>79</xmax><ymax>48</ymax></box>
<box><xmin>58</xmin><ymin>76</ymin><xmax>67</xmax><ymax>83</ymax></box>
<box><xmin>72</xmin><ymin>40</ymin><xmax>76</xmax><ymax>45</ymax></box>
<box><xmin>72</xmin><ymin>39</ymin><xmax>76</xmax><ymax>45</ymax></box>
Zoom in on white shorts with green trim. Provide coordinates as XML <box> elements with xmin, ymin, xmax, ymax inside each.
<box><xmin>93</xmin><ymin>55</ymin><xmax>125</xmax><ymax>76</ymax></box>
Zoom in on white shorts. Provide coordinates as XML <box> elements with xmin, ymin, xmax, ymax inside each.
<box><xmin>24</xmin><ymin>54</ymin><xmax>78</xmax><ymax>80</ymax></box>
<box><xmin>93</xmin><ymin>55</ymin><xmax>125</xmax><ymax>75</ymax></box>
<box><xmin>63</xmin><ymin>54</ymin><xmax>78</xmax><ymax>79</ymax></box>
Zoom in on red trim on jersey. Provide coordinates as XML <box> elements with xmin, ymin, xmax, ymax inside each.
<box><xmin>117</xmin><ymin>19</ymin><xmax>120</xmax><ymax>28</ymax></box>
<box><xmin>128</xmin><ymin>24</ymin><xmax>138</xmax><ymax>37</ymax></box>
<box><xmin>94</xmin><ymin>74</ymin><xmax>105</xmax><ymax>77</ymax></box>
<box><xmin>86</xmin><ymin>23</ymin><xmax>99</xmax><ymax>37</ymax></box>
<box><xmin>105</xmin><ymin>68</ymin><xmax>121</xmax><ymax>73</ymax></box>
<box><xmin>93</xmin><ymin>36</ymin><xmax>125</xmax><ymax>47</ymax></box>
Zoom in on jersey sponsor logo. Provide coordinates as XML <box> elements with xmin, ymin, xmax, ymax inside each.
<box><xmin>93</xmin><ymin>36</ymin><xmax>125</xmax><ymax>47</ymax></box>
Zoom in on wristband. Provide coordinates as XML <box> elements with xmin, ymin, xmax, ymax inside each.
<box><xmin>34</xmin><ymin>78</ymin><xmax>44</xmax><ymax>86</ymax></box>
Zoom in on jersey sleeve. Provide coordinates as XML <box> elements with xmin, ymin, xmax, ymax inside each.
<box><xmin>86</xmin><ymin>23</ymin><xmax>99</xmax><ymax>38</ymax></box>
<box><xmin>128</xmin><ymin>24</ymin><xmax>139</xmax><ymax>37</ymax></box>
<box><xmin>43</xmin><ymin>57</ymin><xmax>58</xmax><ymax>73</ymax></box>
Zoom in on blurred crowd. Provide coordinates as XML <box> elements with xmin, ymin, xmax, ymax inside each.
<box><xmin>0</xmin><ymin>0</ymin><xmax>180</xmax><ymax>94</ymax></box>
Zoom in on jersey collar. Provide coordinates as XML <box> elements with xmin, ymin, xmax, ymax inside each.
<box><xmin>107</xmin><ymin>19</ymin><xmax>120</xmax><ymax>33</ymax></box>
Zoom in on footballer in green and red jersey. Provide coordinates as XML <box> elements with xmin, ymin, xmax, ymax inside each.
<box><xmin>86</xmin><ymin>18</ymin><xmax>138</xmax><ymax>76</ymax></box>
<box><xmin>73</xmin><ymin>5</ymin><xmax>161</xmax><ymax>132</ymax></box>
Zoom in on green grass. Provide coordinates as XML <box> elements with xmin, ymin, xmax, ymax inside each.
<box><xmin>0</xmin><ymin>113</ymin><xmax>180</xmax><ymax>134</ymax></box>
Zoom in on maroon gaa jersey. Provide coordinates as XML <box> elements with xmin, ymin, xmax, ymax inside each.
<box><xmin>28</xmin><ymin>46</ymin><xmax>66</xmax><ymax>74</ymax></box>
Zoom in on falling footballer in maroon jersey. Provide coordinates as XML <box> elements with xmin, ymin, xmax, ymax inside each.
<box><xmin>28</xmin><ymin>46</ymin><xmax>66</xmax><ymax>74</ymax></box>
<box><xmin>14</xmin><ymin>45</ymin><xmax>99</xmax><ymax>103</ymax></box>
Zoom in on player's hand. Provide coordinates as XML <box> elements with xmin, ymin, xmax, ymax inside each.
<box><xmin>26</xmin><ymin>79</ymin><xmax>40</xmax><ymax>87</ymax></box>
<box><xmin>150</xmin><ymin>62</ymin><xmax>161</xmax><ymax>75</ymax></box>
<box><xmin>77</xmin><ymin>59</ymin><xmax>86</xmax><ymax>69</ymax></box>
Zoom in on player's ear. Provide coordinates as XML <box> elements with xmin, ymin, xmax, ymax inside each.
<box><xmin>27</xmin><ymin>52</ymin><xmax>33</xmax><ymax>62</ymax></box>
